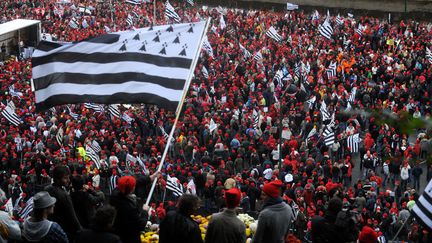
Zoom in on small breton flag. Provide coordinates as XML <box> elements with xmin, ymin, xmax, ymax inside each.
<box><xmin>201</xmin><ymin>66</ymin><xmax>209</xmax><ymax>79</ymax></box>
<box><xmin>253</xmin><ymin>50</ymin><xmax>263</xmax><ymax>63</ymax></box>
<box><xmin>356</xmin><ymin>24</ymin><xmax>364</xmax><ymax>36</ymax></box>
<box><xmin>1</xmin><ymin>102</ymin><xmax>21</xmax><ymax>126</ymax></box>
<box><xmin>326</xmin><ymin>61</ymin><xmax>337</xmax><ymax>80</ymax></box>
<box><xmin>320</xmin><ymin>101</ymin><xmax>331</xmax><ymax>122</ymax></box>
<box><xmin>348</xmin><ymin>87</ymin><xmax>357</xmax><ymax>103</ymax></box>
<box><xmin>159</xmin><ymin>125</ymin><xmax>170</xmax><ymax>141</ymax></box>
<box><xmin>56</xmin><ymin>127</ymin><xmax>64</xmax><ymax>146</ymax></box>
<box><xmin>125</xmin><ymin>0</ymin><xmax>142</xmax><ymax>5</ymax></box>
<box><xmin>165</xmin><ymin>1</ymin><xmax>181</xmax><ymax>23</ymax></box>
<box><xmin>84</xmin><ymin>103</ymin><xmax>105</xmax><ymax>113</ymax></box>
<box><xmin>69</xmin><ymin>17</ymin><xmax>79</xmax><ymax>29</ymax></box>
<box><xmin>318</xmin><ymin>18</ymin><xmax>333</xmax><ymax>40</ymax></box>
<box><xmin>239</xmin><ymin>43</ymin><xmax>251</xmax><ymax>59</ymax></box>
<box><xmin>167</xmin><ymin>175</ymin><xmax>184</xmax><ymax>197</ymax></box>
<box><xmin>266</xmin><ymin>26</ymin><xmax>283</xmax><ymax>42</ymax></box>
<box><xmin>86</xmin><ymin>144</ymin><xmax>101</xmax><ymax>169</ymax></box>
<box><xmin>347</xmin><ymin>133</ymin><xmax>360</xmax><ymax>153</ymax></box>
<box><xmin>274</xmin><ymin>69</ymin><xmax>283</xmax><ymax>87</ymax></box>
<box><xmin>202</xmin><ymin>36</ymin><xmax>214</xmax><ymax>57</ymax></box>
<box><xmin>82</xmin><ymin>19</ymin><xmax>89</xmax><ymax>28</ymax></box>
<box><xmin>126</xmin><ymin>14</ymin><xmax>134</xmax><ymax>26</ymax></box>
<box><xmin>186</xmin><ymin>179</ymin><xmax>196</xmax><ymax>195</ymax></box>
<box><xmin>108</xmin><ymin>104</ymin><xmax>121</xmax><ymax>118</ymax></box>
<box><xmin>426</xmin><ymin>47</ymin><xmax>432</xmax><ymax>64</ymax></box>
<box><xmin>336</xmin><ymin>14</ymin><xmax>344</xmax><ymax>25</ymax></box>
<box><xmin>91</xmin><ymin>140</ymin><xmax>102</xmax><ymax>153</ymax></box>
<box><xmin>323</xmin><ymin>125</ymin><xmax>335</xmax><ymax>146</ymax></box>
<box><xmin>19</xmin><ymin>197</ymin><xmax>34</xmax><ymax>219</ymax></box>
<box><xmin>67</xmin><ymin>106</ymin><xmax>79</xmax><ymax>120</ymax></box>
<box><xmin>185</xmin><ymin>0</ymin><xmax>194</xmax><ymax>6</ymax></box>
<box><xmin>286</xmin><ymin>3</ymin><xmax>299</xmax><ymax>10</ymax></box>
<box><xmin>412</xmin><ymin>178</ymin><xmax>432</xmax><ymax>230</ymax></box>
<box><xmin>253</xmin><ymin>109</ymin><xmax>259</xmax><ymax>129</ymax></box>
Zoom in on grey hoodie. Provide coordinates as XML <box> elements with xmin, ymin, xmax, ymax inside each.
<box><xmin>23</xmin><ymin>219</ymin><xmax>52</xmax><ymax>241</ymax></box>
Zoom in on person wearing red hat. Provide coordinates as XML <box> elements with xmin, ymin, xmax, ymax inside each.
<box><xmin>252</xmin><ymin>180</ymin><xmax>292</xmax><ymax>243</ymax></box>
<box><xmin>205</xmin><ymin>188</ymin><xmax>246</xmax><ymax>243</ymax></box>
<box><xmin>109</xmin><ymin>176</ymin><xmax>149</xmax><ymax>243</ymax></box>
<box><xmin>358</xmin><ymin>226</ymin><xmax>377</xmax><ymax>243</ymax></box>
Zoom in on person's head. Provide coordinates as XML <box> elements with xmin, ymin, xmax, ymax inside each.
<box><xmin>327</xmin><ymin>197</ymin><xmax>343</xmax><ymax>216</ymax></box>
<box><xmin>177</xmin><ymin>194</ymin><xmax>200</xmax><ymax>216</ymax></box>
<box><xmin>71</xmin><ymin>175</ymin><xmax>85</xmax><ymax>192</ymax></box>
<box><xmin>117</xmin><ymin>176</ymin><xmax>136</xmax><ymax>195</ymax></box>
<box><xmin>94</xmin><ymin>205</ymin><xmax>117</xmax><ymax>230</ymax></box>
<box><xmin>32</xmin><ymin>191</ymin><xmax>56</xmax><ymax>220</ymax></box>
<box><xmin>261</xmin><ymin>180</ymin><xmax>283</xmax><ymax>201</ymax></box>
<box><xmin>224</xmin><ymin>188</ymin><xmax>241</xmax><ymax>209</ymax></box>
<box><xmin>358</xmin><ymin>226</ymin><xmax>377</xmax><ymax>243</ymax></box>
<box><xmin>53</xmin><ymin>165</ymin><xmax>71</xmax><ymax>187</ymax></box>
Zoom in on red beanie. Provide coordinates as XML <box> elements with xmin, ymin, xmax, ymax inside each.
<box><xmin>358</xmin><ymin>226</ymin><xmax>377</xmax><ymax>243</ymax></box>
<box><xmin>117</xmin><ymin>176</ymin><xmax>136</xmax><ymax>195</ymax></box>
<box><xmin>224</xmin><ymin>188</ymin><xmax>241</xmax><ymax>208</ymax></box>
<box><xmin>262</xmin><ymin>180</ymin><xmax>283</xmax><ymax>198</ymax></box>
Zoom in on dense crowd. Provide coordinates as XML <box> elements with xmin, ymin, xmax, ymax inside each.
<box><xmin>0</xmin><ymin>0</ymin><xmax>432</xmax><ymax>242</ymax></box>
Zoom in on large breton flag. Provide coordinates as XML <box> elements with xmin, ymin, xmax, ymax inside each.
<box><xmin>318</xmin><ymin>17</ymin><xmax>333</xmax><ymax>40</ymax></box>
<box><xmin>266</xmin><ymin>26</ymin><xmax>283</xmax><ymax>42</ymax></box>
<box><xmin>412</xmin><ymin>179</ymin><xmax>432</xmax><ymax>230</ymax></box>
<box><xmin>32</xmin><ymin>21</ymin><xmax>208</xmax><ymax>111</ymax></box>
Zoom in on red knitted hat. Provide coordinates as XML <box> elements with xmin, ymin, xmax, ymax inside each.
<box><xmin>225</xmin><ymin>188</ymin><xmax>241</xmax><ymax>208</ymax></box>
<box><xmin>262</xmin><ymin>180</ymin><xmax>283</xmax><ymax>198</ymax></box>
<box><xmin>117</xmin><ymin>176</ymin><xmax>136</xmax><ymax>195</ymax></box>
<box><xmin>358</xmin><ymin>226</ymin><xmax>377</xmax><ymax>243</ymax></box>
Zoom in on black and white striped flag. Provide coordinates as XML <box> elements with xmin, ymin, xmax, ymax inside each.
<box><xmin>343</xmin><ymin>35</ymin><xmax>350</xmax><ymax>49</ymax></box>
<box><xmin>326</xmin><ymin>61</ymin><xmax>337</xmax><ymax>80</ymax></box>
<box><xmin>121</xmin><ymin>113</ymin><xmax>134</xmax><ymax>124</ymax></box>
<box><xmin>348</xmin><ymin>87</ymin><xmax>357</xmax><ymax>103</ymax></box>
<box><xmin>126</xmin><ymin>14</ymin><xmax>134</xmax><ymax>27</ymax></box>
<box><xmin>253</xmin><ymin>109</ymin><xmax>259</xmax><ymax>129</ymax></box>
<box><xmin>356</xmin><ymin>24</ymin><xmax>364</xmax><ymax>36</ymax></box>
<box><xmin>294</xmin><ymin>62</ymin><xmax>301</xmax><ymax>78</ymax></box>
<box><xmin>306</xmin><ymin>96</ymin><xmax>316</xmax><ymax>109</ymax></box>
<box><xmin>82</xmin><ymin>19</ymin><xmax>89</xmax><ymax>28</ymax></box>
<box><xmin>67</xmin><ymin>106</ymin><xmax>79</xmax><ymax>120</ymax></box>
<box><xmin>32</xmin><ymin>21</ymin><xmax>207</xmax><ymax>111</ymax></box>
<box><xmin>347</xmin><ymin>133</ymin><xmax>360</xmax><ymax>153</ymax></box>
<box><xmin>125</xmin><ymin>0</ymin><xmax>142</xmax><ymax>5</ymax></box>
<box><xmin>319</xmin><ymin>18</ymin><xmax>333</xmax><ymax>40</ymax></box>
<box><xmin>274</xmin><ymin>69</ymin><xmax>283</xmax><ymax>87</ymax></box>
<box><xmin>18</xmin><ymin>197</ymin><xmax>34</xmax><ymax>219</ymax></box>
<box><xmin>159</xmin><ymin>125</ymin><xmax>170</xmax><ymax>141</ymax></box>
<box><xmin>56</xmin><ymin>127</ymin><xmax>64</xmax><ymax>146</ymax></box>
<box><xmin>336</xmin><ymin>14</ymin><xmax>344</xmax><ymax>26</ymax></box>
<box><xmin>185</xmin><ymin>0</ymin><xmax>194</xmax><ymax>6</ymax></box>
<box><xmin>239</xmin><ymin>43</ymin><xmax>251</xmax><ymax>59</ymax></box>
<box><xmin>426</xmin><ymin>47</ymin><xmax>432</xmax><ymax>64</ymax></box>
<box><xmin>8</xmin><ymin>85</ymin><xmax>22</xmax><ymax>98</ymax></box>
<box><xmin>320</xmin><ymin>101</ymin><xmax>331</xmax><ymax>122</ymax></box>
<box><xmin>253</xmin><ymin>50</ymin><xmax>263</xmax><ymax>63</ymax></box>
<box><xmin>1</xmin><ymin>102</ymin><xmax>21</xmax><ymax>126</ymax></box>
<box><xmin>91</xmin><ymin>140</ymin><xmax>102</xmax><ymax>153</ymax></box>
<box><xmin>202</xmin><ymin>36</ymin><xmax>214</xmax><ymax>57</ymax></box>
<box><xmin>201</xmin><ymin>66</ymin><xmax>209</xmax><ymax>79</ymax></box>
<box><xmin>412</xmin><ymin>179</ymin><xmax>432</xmax><ymax>230</ymax></box>
<box><xmin>108</xmin><ymin>104</ymin><xmax>121</xmax><ymax>118</ymax></box>
<box><xmin>167</xmin><ymin>175</ymin><xmax>183</xmax><ymax>197</ymax></box>
<box><xmin>266</xmin><ymin>26</ymin><xmax>283</xmax><ymax>42</ymax></box>
<box><xmin>165</xmin><ymin>1</ymin><xmax>181</xmax><ymax>23</ymax></box>
<box><xmin>86</xmin><ymin>144</ymin><xmax>101</xmax><ymax>169</ymax></box>
<box><xmin>109</xmin><ymin>174</ymin><xmax>118</xmax><ymax>194</ymax></box>
<box><xmin>85</xmin><ymin>103</ymin><xmax>105</xmax><ymax>113</ymax></box>
<box><xmin>323</xmin><ymin>126</ymin><xmax>335</xmax><ymax>146</ymax></box>
<box><xmin>69</xmin><ymin>17</ymin><xmax>79</xmax><ymax>29</ymax></box>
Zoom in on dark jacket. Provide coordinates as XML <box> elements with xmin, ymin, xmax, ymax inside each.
<box><xmin>45</xmin><ymin>184</ymin><xmax>82</xmax><ymax>240</ymax></box>
<box><xmin>71</xmin><ymin>189</ymin><xmax>105</xmax><ymax>228</ymax></box>
<box><xmin>159</xmin><ymin>210</ymin><xmax>203</xmax><ymax>243</ymax></box>
<box><xmin>109</xmin><ymin>190</ymin><xmax>148</xmax><ymax>243</ymax></box>
<box><xmin>75</xmin><ymin>227</ymin><xmax>122</xmax><ymax>243</ymax></box>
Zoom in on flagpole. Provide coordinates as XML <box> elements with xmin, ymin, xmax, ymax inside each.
<box><xmin>153</xmin><ymin>0</ymin><xmax>156</xmax><ymax>25</ymax></box>
<box><xmin>145</xmin><ymin>18</ymin><xmax>211</xmax><ymax>207</ymax></box>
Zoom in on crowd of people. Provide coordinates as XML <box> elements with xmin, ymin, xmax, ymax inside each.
<box><xmin>0</xmin><ymin>0</ymin><xmax>432</xmax><ymax>242</ymax></box>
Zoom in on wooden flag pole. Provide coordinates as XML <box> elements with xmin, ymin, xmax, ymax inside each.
<box><xmin>145</xmin><ymin>18</ymin><xmax>211</xmax><ymax>207</ymax></box>
<box><xmin>153</xmin><ymin>0</ymin><xmax>156</xmax><ymax>25</ymax></box>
